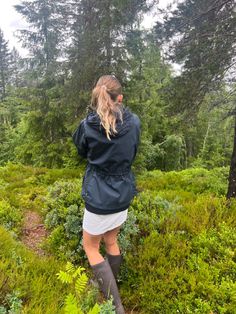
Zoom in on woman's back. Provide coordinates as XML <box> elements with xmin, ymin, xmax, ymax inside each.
<box><xmin>82</xmin><ymin>104</ymin><xmax>140</xmax><ymax>173</ymax></box>
<box><xmin>72</xmin><ymin>75</ymin><xmax>141</xmax><ymax>214</ymax></box>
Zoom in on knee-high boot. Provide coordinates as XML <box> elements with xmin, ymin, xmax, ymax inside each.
<box><xmin>91</xmin><ymin>259</ymin><xmax>125</xmax><ymax>314</ymax></box>
<box><xmin>105</xmin><ymin>252</ymin><xmax>123</xmax><ymax>281</ymax></box>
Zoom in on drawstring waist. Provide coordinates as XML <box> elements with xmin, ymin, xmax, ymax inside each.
<box><xmin>88</xmin><ymin>163</ymin><xmax>131</xmax><ymax>176</ymax></box>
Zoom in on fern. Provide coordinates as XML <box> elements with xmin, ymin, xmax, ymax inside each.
<box><xmin>72</xmin><ymin>266</ymin><xmax>86</xmax><ymax>278</ymax></box>
<box><xmin>87</xmin><ymin>303</ymin><xmax>100</xmax><ymax>314</ymax></box>
<box><xmin>65</xmin><ymin>261</ymin><xmax>75</xmax><ymax>273</ymax></box>
<box><xmin>57</xmin><ymin>262</ymin><xmax>108</xmax><ymax>313</ymax></box>
<box><xmin>75</xmin><ymin>273</ymin><xmax>88</xmax><ymax>295</ymax></box>
<box><xmin>64</xmin><ymin>293</ymin><xmax>81</xmax><ymax>314</ymax></box>
<box><xmin>56</xmin><ymin>270</ymin><xmax>73</xmax><ymax>283</ymax></box>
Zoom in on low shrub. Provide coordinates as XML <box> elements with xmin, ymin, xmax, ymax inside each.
<box><xmin>0</xmin><ymin>225</ymin><xmax>115</xmax><ymax>313</ymax></box>
<box><xmin>137</xmin><ymin>167</ymin><xmax>228</xmax><ymax>196</ymax></box>
<box><xmin>121</xmin><ymin>222</ymin><xmax>236</xmax><ymax>313</ymax></box>
<box><xmin>0</xmin><ymin>200</ymin><xmax>23</xmax><ymax>235</ymax></box>
<box><xmin>0</xmin><ymin>163</ymin><xmax>234</xmax><ymax>313</ymax></box>
<box><xmin>0</xmin><ymin>226</ymin><xmax>71</xmax><ymax>313</ymax></box>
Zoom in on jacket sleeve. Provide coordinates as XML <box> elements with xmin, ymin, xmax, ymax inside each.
<box><xmin>72</xmin><ymin>119</ymin><xmax>88</xmax><ymax>159</ymax></box>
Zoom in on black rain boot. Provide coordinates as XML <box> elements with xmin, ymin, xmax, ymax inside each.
<box><xmin>91</xmin><ymin>259</ymin><xmax>125</xmax><ymax>314</ymax></box>
<box><xmin>105</xmin><ymin>252</ymin><xmax>123</xmax><ymax>281</ymax></box>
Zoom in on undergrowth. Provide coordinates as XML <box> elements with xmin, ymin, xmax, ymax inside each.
<box><xmin>0</xmin><ymin>162</ymin><xmax>235</xmax><ymax>313</ymax></box>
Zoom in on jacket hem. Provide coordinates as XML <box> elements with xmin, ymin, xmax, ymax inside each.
<box><xmin>84</xmin><ymin>202</ymin><xmax>130</xmax><ymax>215</ymax></box>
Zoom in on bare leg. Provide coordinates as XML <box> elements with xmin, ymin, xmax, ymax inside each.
<box><xmin>102</xmin><ymin>225</ymin><xmax>121</xmax><ymax>255</ymax></box>
<box><xmin>82</xmin><ymin>229</ymin><xmax>104</xmax><ymax>266</ymax></box>
<box><xmin>83</xmin><ymin>226</ymin><xmax>125</xmax><ymax>313</ymax></box>
<box><xmin>102</xmin><ymin>225</ymin><xmax>124</xmax><ymax>281</ymax></box>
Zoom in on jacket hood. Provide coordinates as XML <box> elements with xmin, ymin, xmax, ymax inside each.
<box><xmin>85</xmin><ymin>104</ymin><xmax>133</xmax><ymax>138</ymax></box>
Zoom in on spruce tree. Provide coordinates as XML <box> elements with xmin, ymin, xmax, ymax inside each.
<box><xmin>155</xmin><ymin>0</ymin><xmax>236</xmax><ymax>197</ymax></box>
<box><xmin>67</xmin><ymin>0</ymin><xmax>155</xmax><ymax>118</ymax></box>
<box><xmin>14</xmin><ymin>0</ymin><xmax>68</xmax><ymax>167</ymax></box>
<box><xmin>9</xmin><ymin>47</ymin><xmax>24</xmax><ymax>88</ymax></box>
<box><xmin>0</xmin><ymin>29</ymin><xmax>11</xmax><ymax>99</ymax></box>
<box><xmin>15</xmin><ymin>0</ymin><xmax>66</xmax><ymax>80</ymax></box>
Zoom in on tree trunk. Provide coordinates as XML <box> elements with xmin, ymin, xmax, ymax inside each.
<box><xmin>104</xmin><ymin>0</ymin><xmax>112</xmax><ymax>72</ymax></box>
<box><xmin>201</xmin><ymin>121</ymin><xmax>211</xmax><ymax>155</ymax></box>
<box><xmin>227</xmin><ymin>114</ymin><xmax>236</xmax><ymax>199</ymax></box>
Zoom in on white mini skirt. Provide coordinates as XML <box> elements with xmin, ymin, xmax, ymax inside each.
<box><xmin>82</xmin><ymin>207</ymin><xmax>128</xmax><ymax>235</ymax></box>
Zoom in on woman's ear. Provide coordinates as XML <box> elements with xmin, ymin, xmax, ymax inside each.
<box><xmin>117</xmin><ymin>94</ymin><xmax>123</xmax><ymax>103</ymax></box>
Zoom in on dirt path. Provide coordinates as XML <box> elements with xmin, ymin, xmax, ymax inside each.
<box><xmin>21</xmin><ymin>210</ymin><xmax>50</xmax><ymax>256</ymax></box>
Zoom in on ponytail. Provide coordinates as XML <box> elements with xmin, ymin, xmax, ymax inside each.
<box><xmin>90</xmin><ymin>75</ymin><xmax>123</xmax><ymax>140</ymax></box>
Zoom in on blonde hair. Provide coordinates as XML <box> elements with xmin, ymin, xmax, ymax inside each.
<box><xmin>90</xmin><ymin>75</ymin><xmax>123</xmax><ymax>140</ymax></box>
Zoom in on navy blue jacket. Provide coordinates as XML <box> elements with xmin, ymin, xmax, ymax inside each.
<box><xmin>72</xmin><ymin>105</ymin><xmax>141</xmax><ymax>214</ymax></box>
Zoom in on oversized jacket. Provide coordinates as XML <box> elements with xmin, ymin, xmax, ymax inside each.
<box><xmin>72</xmin><ymin>104</ymin><xmax>141</xmax><ymax>214</ymax></box>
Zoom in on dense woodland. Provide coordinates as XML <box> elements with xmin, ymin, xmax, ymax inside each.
<box><xmin>0</xmin><ymin>0</ymin><xmax>235</xmax><ymax>176</ymax></box>
<box><xmin>0</xmin><ymin>1</ymin><xmax>236</xmax><ymax>313</ymax></box>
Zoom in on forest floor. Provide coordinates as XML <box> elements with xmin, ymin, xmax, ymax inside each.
<box><xmin>21</xmin><ymin>210</ymin><xmax>50</xmax><ymax>256</ymax></box>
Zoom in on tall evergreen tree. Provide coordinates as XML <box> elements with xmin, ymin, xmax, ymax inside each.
<box><xmin>15</xmin><ymin>0</ymin><xmax>67</xmax><ymax>80</ymax></box>
<box><xmin>14</xmin><ymin>0</ymin><xmax>69</xmax><ymax>168</ymax></box>
<box><xmin>9</xmin><ymin>47</ymin><xmax>23</xmax><ymax>88</ymax></box>
<box><xmin>0</xmin><ymin>29</ymin><xmax>11</xmax><ymax>99</ymax></box>
<box><xmin>125</xmin><ymin>32</ymin><xmax>177</xmax><ymax>170</ymax></box>
<box><xmin>155</xmin><ymin>0</ymin><xmax>236</xmax><ymax>197</ymax></box>
<box><xmin>67</xmin><ymin>0</ymin><xmax>155</xmax><ymax>118</ymax></box>
<box><xmin>155</xmin><ymin>0</ymin><xmax>236</xmax><ymax>114</ymax></box>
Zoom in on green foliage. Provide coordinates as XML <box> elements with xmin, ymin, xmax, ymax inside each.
<box><xmin>13</xmin><ymin>86</ymin><xmax>70</xmax><ymax>168</ymax></box>
<box><xmin>1</xmin><ymin>2</ymin><xmax>236</xmax><ymax>313</ymax></box>
<box><xmin>122</xmin><ymin>221</ymin><xmax>236</xmax><ymax>313</ymax></box>
<box><xmin>42</xmin><ymin>179</ymin><xmax>85</xmax><ymax>262</ymax></box>
<box><xmin>0</xmin><ymin>225</ymin><xmax>72</xmax><ymax>313</ymax></box>
<box><xmin>137</xmin><ymin>167</ymin><xmax>228</xmax><ymax>196</ymax></box>
<box><xmin>185</xmin><ymin>93</ymin><xmax>234</xmax><ymax>169</ymax></box>
<box><xmin>87</xmin><ymin>303</ymin><xmax>101</xmax><ymax>314</ymax></box>
<box><xmin>98</xmin><ymin>299</ymin><xmax>116</xmax><ymax>314</ymax></box>
<box><xmin>119</xmin><ymin>167</ymin><xmax>236</xmax><ymax>313</ymax></box>
<box><xmin>0</xmin><ymin>162</ymin><xmax>235</xmax><ymax>313</ymax></box>
<box><xmin>0</xmin><ymin>290</ymin><xmax>23</xmax><ymax>314</ymax></box>
<box><xmin>0</xmin><ymin>29</ymin><xmax>11</xmax><ymax>99</ymax></box>
<box><xmin>0</xmin><ymin>199</ymin><xmax>23</xmax><ymax>234</ymax></box>
<box><xmin>0</xmin><ymin>162</ymin><xmax>84</xmax><ymax>236</ymax></box>
<box><xmin>0</xmin><ymin>6</ymin><xmax>234</xmax><ymax>171</ymax></box>
<box><xmin>0</xmin><ymin>225</ymin><xmax>112</xmax><ymax>313</ymax></box>
<box><xmin>125</xmin><ymin>38</ymin><xmax>175</xmax><ymax>171</ymax></box>
<box><xmin>57</xmin><ymin>263</ymin><xmax>89</xmax><ymax>313</ymax></box>
<box><xmin>57</xmin><ymin>262</ymin><xmax>114</xmax><ymax>314</ymax></box>
<box><xmin>138</xmin><ymin>134</ymin><xmax>186</xmax><ymax>171</ymax></box>
<box><xmin>156</xmin><ymin>0</ymin><xmax>236</xmax><ymax>115</ymax></box>
<box><xmin>64</xmin><ymin>293</ymin><xmax>80</xmax><ymax>314</ymax></box>
<box><xmin>117</xmin><ymin>210</ymin><xmax>139</xmax><ymax>255</ymax></box>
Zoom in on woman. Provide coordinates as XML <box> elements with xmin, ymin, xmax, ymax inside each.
<box><xmin>72</xmin><ymin>75</ymin><xmax>141</xmax><ymax>314</ymax></box>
